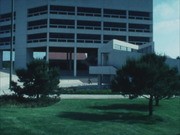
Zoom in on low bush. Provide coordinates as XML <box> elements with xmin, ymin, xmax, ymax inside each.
<box><xmin>0</xmin><ymin>94</ymin><xmax>60</xmax><ymax>108</ymax></box>
<box><xmin>60</xmin><ymin>88</ymin><xmax>113</xmax><ymax>94</ymax></box>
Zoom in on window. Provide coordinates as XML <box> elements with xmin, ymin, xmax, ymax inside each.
<box><xmin>0</xmin><ymin>24</ymin><xmax>15</xmax><ymax>33</ymax></box>
<box><xmin>104</xmin><ymin>22</ymin><xmax>126</xmax><ymax>31</ymax></box>
<box><xmin>49</xmin><ymin>33</ymin><xmax>74</xmax><ymax>42</ymax></box>
<box><xmin>103</xmin><ymin>35</ymin><xmax>126</xmax><ymax>43</ymax></box>
<box><xmin>50</xmin><ymin>5</ymin><xmax>75</xmax><ymax>15</ymax></box>
<box><xmin>77</xmin><ymin>7</ymin><xmax>101</xmax><ymax>17</ymax></box>
<box><xmin>28</xmin><ymin>19</ymin><xmax>47</xmax><ymax>30</ymax></box>
<box><xmin>77</xmin><ymin>34</ymin><xmax>101</xmax><ymax>43</ymax></box>
<box><xmin>0</xmin><ymin>12</ymin><xmax>16</xmax><ymax>22</ymax></box>
<box><xmin>50</xmin><ymin>19</ymin><xmax>75</xmax><ymax>29</ymax></box>
<box><xmin>129</xmin><ymin>24</ymin><xmax>151</xmax><ymax>32</ymax></box>
<box><xmin>129</xmin><ymin>11</ymin><xmax>151</xmax><ymax>20</ymax></box>
<box><xmin>77</xmin><ymin>20</ymin><xmax>101</xmax><ymax>30</ymax></box>
<box><xmin>104</xmin><ymin>9</ymin><xmax>126</xmax><ymax>18</ymax></box>
<box><xmin>28</xmin><ymin>5</ymin><xmax>47</xmax><ymax>17</ymax></box>
<box><xmin>129</xmin><ymin>36</ymin><xmax>150</xmax><ymax>45</ymax></box>
<box><xmin>27</xmin><ymin>33</ymin><xmax>47</xmax><ymax>43</ymax></box>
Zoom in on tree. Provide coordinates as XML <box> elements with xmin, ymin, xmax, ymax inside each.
<box><xmin>11</xmin><ymin>59</ymin><xmax>60</xmax><ymax>99</ymax></box>
<box><xmin>111</xmin><ymin>53</ymin><xmax>180</xmax><ymax>116</ymax></box>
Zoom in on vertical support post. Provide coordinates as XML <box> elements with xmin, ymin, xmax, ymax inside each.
<box><xmin>74</xmin><ymin>47</ymin><xmax>77</xmax><ymax>77</ymax></box>
<box><xmin>46</xmin><ymin>0</ymin><xmax>50</xmax><ymax>63</ymax></box>
<box><xmin>46</xmin><ymin>46</ymin><xmax>49</xmax><ymax>62</ymax></box>
<box><xmin>126</xmin><ymin>10</ymin><xmax>129</xmax><ymax>42</ymax></box>
<box><xmin>74</xmin><ymin>6</ymin><xmax>77</xmax><ymax>77</ymax></box>
<box><xmin>10</xmin><ymin>0</ymin><xmax>14</xmax><ymax>89</ymax></box>
<box><xmin>70</xmin><ymin>52</ymin><xmax>72</xmax><ymax>71</ymax></box>
<box><xmin>0</xmin><ymin>51</ymin><xmax>2</xmax><ymax>69</ymax></box>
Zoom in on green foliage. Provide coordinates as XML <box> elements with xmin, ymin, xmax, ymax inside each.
<box><xmin>111</xmin><ymin>53</ymin><xmax>180</xmax><ymax>115</ymax></box>
<box><xmin>11</xmin><ymin>59</ymin><xmax>60</xmax><ymax>99</ymax></box>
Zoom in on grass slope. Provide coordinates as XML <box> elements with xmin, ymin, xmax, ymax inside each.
<box><xmin>0</xmin><ymin>98</ymin><xmax>180</xmax><ymax>135</ymax></box>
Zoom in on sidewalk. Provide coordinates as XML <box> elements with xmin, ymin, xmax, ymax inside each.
<box><xmin>0</xmin><ymin>70</ymin><xmax>98</xmax><ymax>95</ymax></box>
<box><xmin>60</xmin><ymin>94</ymin><xmax>126</xmax><ymax>99</ymax></box>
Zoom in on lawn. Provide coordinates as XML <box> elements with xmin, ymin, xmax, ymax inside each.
<box><xmin>0</xmin><ymin>98</ymin><xmax>180</xmax><ymax>135</ymax></box>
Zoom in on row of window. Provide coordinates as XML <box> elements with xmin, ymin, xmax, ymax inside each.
<box><xmin>0</xmin><ymin>37</ymin><xmax>15</xmax><ymax>46</ymax></box>
<box><xmin>0</xmin><ymin>12</ymin><xmax>16</xmax><ymax>22</ymax></box>
<box><xmin>26</xmin><ymin>33</ymin><xmax>150</xmax><ymax>45</ymax></box>
<box><xmin>0</xmin><ymin>25</ymin><xmax>16</xmax><ymax>34</ymax></box>
<box><xmin>27</xmin><ymin>19</ymin><xmax>151</xmax><ymax>32</ymax></box>
<box><xmin>0</xmin><ymin>34</ymin><xmax>150</xmax><ymax>46</ymax></box>
<box><xmin>27</xmin><ymin>5</ymin><xmax>151</xmax><ymax>20</ymax></box>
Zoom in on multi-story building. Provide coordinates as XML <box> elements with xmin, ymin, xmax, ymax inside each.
<box><xmin>0</xmin><ymin>0</ymin><xmax>153</xmax><ymax>76</ymax></box>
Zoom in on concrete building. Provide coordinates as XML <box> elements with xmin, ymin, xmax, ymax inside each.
<box><xmin>89</xmin><ymin>39</ymin><xmax>180</xmax><ymax>86</ymax></box>
<box><xmin>0</xmin><ymin>0</ymin><xmax>153</xmax><ymax>76</ymax></box>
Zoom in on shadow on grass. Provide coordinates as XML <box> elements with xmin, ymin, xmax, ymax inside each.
<box><xmin>59</xmin><ymin>111</ymin><xmax>163</xmax><ymax>124</ymax></box>
<box><xmin>89</xmin><ymin>103</ymin><xmax>148</xmax><ymax>112</ymax></box>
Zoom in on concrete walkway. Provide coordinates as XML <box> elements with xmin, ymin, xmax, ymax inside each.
<box><xmin>60</xmin><ymin>94</ymin><xmax>126</xmax><ymax>99</ymax></box>
<box><xmin>0</xmin><ymin>70</ymin><xmax>124</xmax><ymax>99</ymax></box>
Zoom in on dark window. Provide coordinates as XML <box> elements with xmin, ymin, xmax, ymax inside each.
<box><xmin>104</xmin><ymin>9</ymin><xmax>126</xmax><ymax>18</ymax></box>
<box><xmin>129</xmin><ymin>11</ymin><xmax>151</xmax><ymax>20</ymax></box>
<box><xmin>104</xmin><ymin>22</ymin><xmax>126</xmax><ymax>31</ymax></box>
<box><xmin>0</xmin><ymin>37</ymin><xmax>15</xmax><ymax>46</ymax></box>
<box><xmin>104</xmin><ymin>35</ymin><xmax>126</xmax><ymax>43</ymax></box>
<box><xmin>129</xmin><ymin>24</ymin><xmax>151</xmax><ymax>32</ymax></box>
<box><xmin>0</xmin><ymin>24</ymin><xmax>15</xmax><ymax>33</ymax></box>
<box><xmin>28</xmin><ymin>19</ymin><xmax>47</xmax><ymax>29</ymax></box>
<box><xmin>77</xmin><ymin>7</ymin><xmax>101</xmax><ymax>16</ymax></box>
<box><xmin>77</xmin><ymin>34</ymin><xmax>101</xmax><ymax>43</ymax></box>
<box><xmin>27</xmin><ymin>33</ymin><xmax>47</xmax><ymax>43</ymax></box>
<box><xmin>50</xmin><ymin>5</ymin><xmax>75</xmax><ymax>15</ymax></box>
<box><xmin>129</xmin><ymin>36</ymin><xmax>150</xmax><ymax>42</ymax></box>
<box><xmin>28</xmin><ymin>5</ymin><xmax>47</xmax><ymax>17</ymax></box>
<box><xmin>0</xmin><ymin>12</ymin><xmax>16</xmax><ymax>22</ymax></box>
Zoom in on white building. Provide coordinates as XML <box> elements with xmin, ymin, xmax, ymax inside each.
<box><xmin>89</xmin><ymin>39</ymin><xmax>179</xmax><ymax>86</ymax></box>
<box><xmin>0</xmin><ymin>0</ymin><xmax>153</xmax><ymax>76</ymax></box>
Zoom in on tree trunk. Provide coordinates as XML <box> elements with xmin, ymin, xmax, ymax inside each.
<box><xmin>36</xmin><ymin>93</ymin><xmax>39</xmax><ymax>100</ymax></box>
<box><xmin>148</xmin><ymin>95</ymin><xmax>153</xmax><ymax>116</ymax></box>
<box><xmin>155</xmin><ymin>96</ymin><xmax>159</xmax><ymax>106</ymax></box>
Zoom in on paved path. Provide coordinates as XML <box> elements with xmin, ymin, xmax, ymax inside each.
<box><xmin>0</xmin><ymin>70</ymin><xmax>124</xmax><ymax>99</ymax></box>
<box><xmin>0</xmin><ymin>70</ymin><xmax>98</xmax><ymax>95</ymax></box>
<box><xmin>60</xmin><ymin>94</ymin><xmax>126</xmax><ymax>99</ymax></box>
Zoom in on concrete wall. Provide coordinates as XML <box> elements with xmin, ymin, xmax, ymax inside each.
<box><xmin>14</xmin><ymin>0</ymin><xmax>28</xmax><ymax>69</ymax></box>
<box><xmin>0</xmin><ymin>51</ymin><xmax>2</xmax><ymax>69</ymax></box>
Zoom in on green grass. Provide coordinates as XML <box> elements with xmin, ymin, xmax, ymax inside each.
<box><xmin>0</xmin><ymin>98</ymin><xmax>180</xmax><ymax>135</ymax></box>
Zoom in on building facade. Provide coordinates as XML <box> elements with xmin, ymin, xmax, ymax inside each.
<box><xmin>0</xmin><ymin>0</ymin><xmax>153</xmax><ymax>76</ymax></box>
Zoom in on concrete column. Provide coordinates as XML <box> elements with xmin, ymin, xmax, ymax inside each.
<box><xmin>0</xmin><ymin>51</ymin><xmax>2</xmax><ymax>69</ymax></box>
<box><xmin>27</xmin><ymin>49</ymin><xmax>33</xmax><ymax>64</ymax></box>
<box><xmin>74</xmin><ymin>6</ymin><xmax>77</xmax><ymax>77</ymax></box>
<box><xmin>101</xmin><ymin>8</ymin><xmax>103</xmax><ymax>44</ymax></box>
<box><xmin>14</xmin><ymin>0</ymin><xmax>27</xmax><ymax>69</ymax></box>
<box><xmin>46</xmin><ymin>2</ymin><xmax>50</xmax><ymax>63</ymax></box>
<box><xmin>46</xmin><ymin>46</ymin><xmax>49</xmax><ymax>62</ymax></box>
<box><xmin>70</xmin><ymin>52</ymin><xmax>72</xmax><ymax>71</ymax></box>
<box><xmin>74</xmin><ymin>47</ymin><xmax>77</xmax><ymax>77</ymax></box>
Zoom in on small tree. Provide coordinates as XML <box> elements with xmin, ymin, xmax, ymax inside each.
<box><xmin>111</xmin><ymin>54</ymin><xmax>180</xmax><ymax>116</ymax></box>
<box><xmin>11</xmin><ymin>59</ymin><xmax>60</xmax><ymax>99</ymax></box>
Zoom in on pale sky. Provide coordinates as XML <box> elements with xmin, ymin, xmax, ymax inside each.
<box><xmin>153</xmin><ymin>0</ymin><xmax>180</xmax><ymax>58</ymax></box>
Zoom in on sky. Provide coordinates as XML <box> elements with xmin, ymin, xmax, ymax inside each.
<box><xmin>3</xmin><ymin>0</ymin><xmax>180</xmax><ymax>60</ymax></box>
<box><xmin>153</xmin><ymin>0</ymin><xmax>180</xmax><ymax>58</ymax></box>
